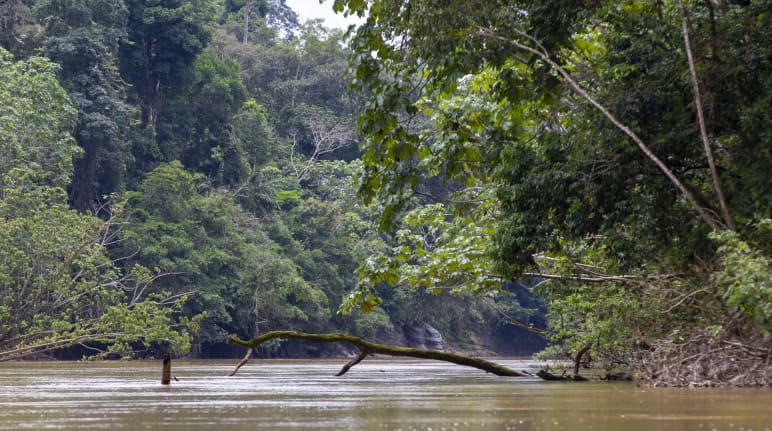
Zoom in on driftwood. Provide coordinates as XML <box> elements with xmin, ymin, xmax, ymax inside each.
<box><xmin>226</xmin><ymin>330</ymin><xmax>527</xmax><ymax>377</ymax></box>
<box><xmin>634</xmin><ymin>331</ymin><xmax>771</xmax><ymax>387</ymax></box>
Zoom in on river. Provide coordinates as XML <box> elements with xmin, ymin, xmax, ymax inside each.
<box><xmin>0</xmin><ymin>359</ymin><xmax>769</xmax><ymax>430</ymax></box>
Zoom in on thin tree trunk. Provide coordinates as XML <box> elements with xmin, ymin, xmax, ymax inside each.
<box><xmin>242</xmin><ymin>0</ymin><xmax>251</xmax><ymax>45</ymax></box>
<box><xmin>148</xmin><ymin>79</ymin><xmax>160</xmax><ymax>135</ymax></box>
<box><xmin>475</xmin><ymin>27</ymin><xmax>723</xmax><ymax>232</ymax></box>
<box><xmin>162</xmin><ymin>352</ymin><xmax>171</xmax><ymax>385</ymax></box>
<box><xmin>573</xmin><ymin>345</ymin><xmax>591</xmax><ymax>376</ymax></box>
<box><xmin>678</xmin><ymin>0</ymin><xmax>734</xmax><ymax>230</ymax></box>
<box><xmin>142</xmin><ymin>36</ymin><xmax>159</xmax><ymax>136</ymax></box>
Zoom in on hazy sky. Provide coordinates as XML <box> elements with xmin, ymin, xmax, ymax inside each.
<box><xmin>284</xmin><ymin>0</ymin><xmax>364</xmax><ymax>29</ymax></box>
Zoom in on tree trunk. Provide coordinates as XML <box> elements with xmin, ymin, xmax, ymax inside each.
<box><xmin>474</xmin><ymin>26</ymin><xmax>725</xmax><ymax>232</ymax></box>
<box><xmin>242</xmin><ymin>0</ymin><xmax>251</xmax><ymax>45</ymax></box>
<box><xmin>678</xmin><ymin>0</ymin><xmax>734</xmax><ymax>230</ymax></box>
<box><xmin>147</xmin><ymin>79</ymin><xmax>160</xmax><ymax>136</ymax></box>
<box><xmin>573</xmin><ymin>345</ymin><xmax>591</xmax><ymax>376</ymax></box>
<box><xmin>142</xmin><ymin>36</ymin><xmax>160</xmax><ymax>136</ymax></box>
<box><xmin>226</xmin><ymin>331</ymin><xmax>529</xmax><ymax>377</ymax></box>
<box><xmin>161</xmin><ymin>352</ymin><xmax>171</xmax><ymax>385</ymax></box>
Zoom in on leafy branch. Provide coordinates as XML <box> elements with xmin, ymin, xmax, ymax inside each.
<box><xmin>473</xmin><ymin>24</ymin><xmax>727</xmax><ymax>231</ymax></box>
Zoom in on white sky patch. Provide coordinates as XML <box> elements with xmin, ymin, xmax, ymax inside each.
<box><xmin>285</xmin><ymin>0</ymin><xmax>365</xmax><ymax>30</ymax></box>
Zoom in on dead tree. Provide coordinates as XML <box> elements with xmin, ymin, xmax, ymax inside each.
<box><xmin>226</xmin><ymin>331</ymin><xmax>528</xmax><ymax>377</ymax></box>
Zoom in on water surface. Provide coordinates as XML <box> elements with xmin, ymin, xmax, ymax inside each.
<box><xmin>0</xmin><ymin>359</ymin><xmax>769</xmax><ymax>430</ymax></box>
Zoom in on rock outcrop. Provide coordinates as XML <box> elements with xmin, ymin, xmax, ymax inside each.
<box><xmin>403</xmin><ymin>322</ymin><xmax>443</xmax><ymax>351</ymax></box>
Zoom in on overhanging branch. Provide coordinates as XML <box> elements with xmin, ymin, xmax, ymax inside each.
<box><xmin>473</xmin><ymin>26</ymin><xmax>723</xmax><ymax>232</ymax></box>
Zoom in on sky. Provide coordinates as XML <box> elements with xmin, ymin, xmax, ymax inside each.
<box><xmin>284</xmin><ymin>0</ymin><xmax>365</xmax><ymax>29</ymax></box>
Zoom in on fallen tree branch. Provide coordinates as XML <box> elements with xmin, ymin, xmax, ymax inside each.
<box><xmin>229</xmin><ymin>346</ymin><xmax>254</xmax><ymax>377</ymax></box>
<box><xmin>536</xmin><ymin>369</ymin><xmax>588</xmax><ymax>381</ymax></box>
<box><xmin>337</xmin><ymin>350</ymin><xmax>368</xmax><ymax>376</ymax></box>
<box><xmin>226</xmin><ymin>330</ymin><xmax>526</xmax><ymax>377</ymax></box>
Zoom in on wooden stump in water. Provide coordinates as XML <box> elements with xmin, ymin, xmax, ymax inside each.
<box><xmin>161</xmin><ymin>353</ymin><xmax>171</xmax><ymax>385</ymax></box>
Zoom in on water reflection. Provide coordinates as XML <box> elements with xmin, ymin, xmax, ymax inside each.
<box><xmin>0</xmin><ymin>359</ymin><xmax>769</xmax><ymax>430</ymax></box>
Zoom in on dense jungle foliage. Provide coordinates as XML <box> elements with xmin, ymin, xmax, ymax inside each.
<box><xmin>1</xmin><ymin>0</ymin><xmax>538</xmax><ymax>362</ymax></box>
<box><xmin>0</xmin><ymin>0</ymin><xmax>769</xmax><ymax>386</ymax></box>
<box><xmin>336</xmin><ymin>0</ymin><xmax>770</xmax><ymax>385</ymax></box>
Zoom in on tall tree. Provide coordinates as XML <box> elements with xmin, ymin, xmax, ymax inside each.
<box><xmin>120</xmin><ymin>0</ymin><xmax>216</xmax><ymax>136</ymax></box>
<box><xmin>0</xmin><ymin>0</ymin><xmax>34</xmax><ymax>54</ymax></box>
<box><xmin>224</xmin><ymin>0</ymin><xmax>298</xmax><ymax>44</ymax></box>
<box><xmin>157</xmin><ymin>53</ymin><xmax>249</xmax><ymax>182</ymax></box>
<box><xmin>34</xmin><ymin>0</ymin><xmax>134</xmax><ymax>211</ymax></box>
<box><xmin>0</xmin><ymin>49</ymin><xmax>79</xmax><ymax>188</ymax></box>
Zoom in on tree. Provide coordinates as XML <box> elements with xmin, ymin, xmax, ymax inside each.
<box><xmin>290</xmin><ymin>105</ymin><xmax>354</xmax><ymax>182</ymax></box>
<box><xmin>114</xmin><ymin>162</ymin><xmax>330</xmax><ymax>350</ymax></box>
<box><xmin>0</xmin><ymin>0</ymin><xmax>33</xmax><ymax>53</ymax></box>
<box><xmin>0</xmin><ymin>49</ymin><xmax>195</xmax><ymax>360</ymax></box>
<box><xmin>0</xmin><ymin>48</ymin><xmax>79</xmax><ymax>188</ymax></box>
<box><xmin>33</xmin><ymin>0</ymin><xmax>134</xmax><ymax>211</ymax></box>
<box><xmin>223</xmin><ymin>0</ymin><xmax>299</xmax><ymax>44</ymax></box>
<box><xmin>224</xmin><ymin>21</ymin><xmax>356</xmax><ymax>124</ymax></box>
<box><xmin>120</xmin><ymin>0</ymin><xmax>216</xmax><ymax>135</ymax></box>
<box><xmin>158</xmin><ymin>53</ymin><xmax>249</xmax><ymax>183</ymax></box>
<box><xmin>337</xmin><ymin>0</ymin><xmax>770</xmax><ymax>385</ymax></box>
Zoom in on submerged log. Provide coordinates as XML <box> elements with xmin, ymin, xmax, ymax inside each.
<box><xmin>226</xmin><ymin>330</ymin><xmax>527</xmax><ymax>377</ymax></box>
<box><xmin>161</xmin><ymin>352</ymin><xmax>171</xmax><ymax>385</ymax></box>
<box><xmin>536</xmin><ymin>369</ymin><xmax>588</xmax><ymax>381</ymax></box>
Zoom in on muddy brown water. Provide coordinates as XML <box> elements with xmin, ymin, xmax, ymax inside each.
<box><xmin>0</xmin><ymin>359</ymin><xmax>769</xmax><ymax>430</ymax></box>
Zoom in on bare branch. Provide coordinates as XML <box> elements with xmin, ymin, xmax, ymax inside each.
<box><xmin>482</xmin><ymin>298</ymin><xmax>546</xmax><ymax>337</ymax></box>
<box><xmin>229</xmin><ymin>347</ymin><xmax>254</xmax><ymax>376</ymax></box>
<box><xmin>522</xmin><ymin>272</ymin><xmax>640</xmax><ymax>283</ymax></box>
<box><xmin>294</xmin><ymin>110</ymin><xmax>354</xmax><ymax>182</ymax></box>
<box><xmin>336</xmin><ymin>350</ymin><xmax>368</xmax><ymax>376</ymax></box>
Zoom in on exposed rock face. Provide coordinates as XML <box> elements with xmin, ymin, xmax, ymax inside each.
<box><xmin>403</xmin><ymin>322</ymin><xmax>444</xmax><ymax>351</ymax></box>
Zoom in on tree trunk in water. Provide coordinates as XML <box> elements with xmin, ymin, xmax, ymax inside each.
<box><xmin>161</xmin><ymin>352</ymin><xmax>171</xmax><ymax>385</ymax></box>
<box><xmin>573</xmin><ymin>345</ymin><xmax>591</xmax><ymax>376</ymax></box>
<box><xmin>226</xmin><ymin>331</ymin><xmax>528</xmax><ymax>377</ymax></box>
